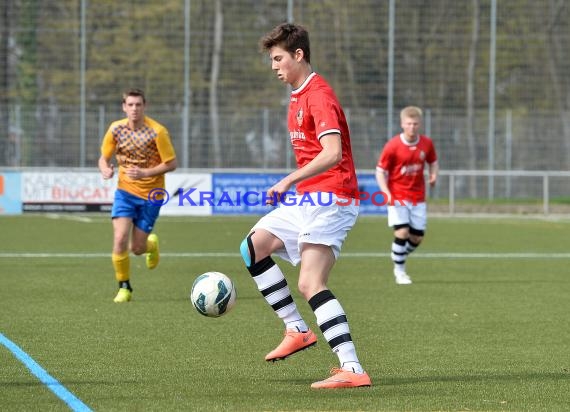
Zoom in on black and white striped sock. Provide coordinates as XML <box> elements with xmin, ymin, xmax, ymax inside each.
<box><xmin>247</xmin><ymin>256</ymin><xmax>307</xmax><ymax>332</ymax></box>
<box><xmin>309</xmin><ymin>289</ymin><xmax>363</xmax><ymax>373</ymax></box>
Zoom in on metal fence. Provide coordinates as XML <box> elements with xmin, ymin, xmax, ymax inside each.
<box><xmin>1</xmin><ymin>0</ymin><xmax>569</xmax><ymax>180</ymax></box>
<box><xmin>4</xmin><ymin>106</ymin><xmax>568</xmax><ymax>173</ymax></box>
<box><xmin>430</xmin><ymin>170</ymin><xmax>570</xmax><ymax>214</ymax></box>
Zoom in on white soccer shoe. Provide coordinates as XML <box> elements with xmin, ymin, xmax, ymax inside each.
<box><xmin>394</xmin><ymin>268</ymin><xmax>412</xmax><ymax>285</ymax></box>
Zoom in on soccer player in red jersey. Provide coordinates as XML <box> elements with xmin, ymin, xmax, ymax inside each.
<box><xmin>98</xmin><ymin>89</ymin><xmax>177</xmax><ymax>303</ymax></box>
<box><xmin>239</xmin><ymin>23</ymin><xmax>371</xmax><ymax>389</ymax></box>
<box><xmin>376</xmin><ymin>106</ymin><xmax>439</xmax><ymax>285</ymax></box>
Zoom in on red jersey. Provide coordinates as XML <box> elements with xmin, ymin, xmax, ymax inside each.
<box><xmin>376</xmin><ymin>134</ymin><xmax>437</xmax><ymax>202</ymax></box>
<box><xmin>288</xmin><ymin>73</ymin><xmax>358</xmax><ymax>198</ymax></box>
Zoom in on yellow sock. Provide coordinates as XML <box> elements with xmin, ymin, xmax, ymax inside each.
<box><xmin>112</xmin><ymin>251</ymin><xmax>130</xmax><ymax>282</ymax></box>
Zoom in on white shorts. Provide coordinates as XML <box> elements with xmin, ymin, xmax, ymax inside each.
<box><xmin>252</xmin><ymin>192</ymin><xmax>359</xmax><ymax>266</ymax></box>
<box><xmin>387</xmin><ymin>201</ymin><xmax>427</xmax><ymax>231</ymax></box>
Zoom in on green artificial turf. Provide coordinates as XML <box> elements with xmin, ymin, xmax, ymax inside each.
<box><xmin>1</xmin><ymin>214</ymin><xmax>569</xmax><ymax>411</ymax></box>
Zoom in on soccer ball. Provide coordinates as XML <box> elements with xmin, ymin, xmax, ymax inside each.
<box><xmin>190</xmin><ymin>271</ymin><xmax>237</xmax><ymax>317</ymax></box>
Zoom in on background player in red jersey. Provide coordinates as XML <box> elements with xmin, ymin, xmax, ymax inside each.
<box><xmin>239</xmin><ymin>23</ymin><xmax>371</xmax><ymax>389</ymax></box>
<box><xmin>376</xmin><ymin>106</ymin><xmax>439</xmax><ymax>285</ymax></box>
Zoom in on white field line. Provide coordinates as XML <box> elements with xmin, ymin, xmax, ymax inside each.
<box><xmin>44</xmin><ymin>213</ymin><xmax>94</xmax><ymax>223</ymax></box>
<box><xmin>34</xmin><ymin>214</ymin><xmax>570</xmax><ymax>224</ymax></box>
<box><xmin>1</xmin><ymin>252</ymin><xmax>570</xmax><ymax>259</ymax></box>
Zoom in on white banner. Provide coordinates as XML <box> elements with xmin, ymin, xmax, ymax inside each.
<box><xmin>162</xmin><ymin>173</ymin><xmax>212</xmax><ymax>216</ymax></box>
<box><xmin>21</xmin><ymin>171</ymin><xmax>214</xmax><ymax>215</ymax></box>
<box><xmin>22</xmin><ymin>171</ymin><xmax>116</xmax><ymax>203</ymax></box>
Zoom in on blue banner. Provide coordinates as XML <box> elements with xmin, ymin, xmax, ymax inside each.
<box><xmin>0</xmin><ymin>172</ymin><xmax>22</xmax><ymax>215</ymax></box>
<box><xmin>356</xmin><ymin>173</ymin><xmax>387</xmax><ymax>215</ymax></box>
<box><xmin>213</xmin><ymin>172</ymin><xmax>386</xmax><ymax>215</ymax></box>
<box><xmin>212</xmin><ymin>173</ymin><xmax>286</xmax><ymax>215</ymax></box>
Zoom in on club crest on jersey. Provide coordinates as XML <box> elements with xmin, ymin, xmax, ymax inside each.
<box><xmin>420</xmin><ymin>151</ymin><xmax>426</xmax><ymax>161</ymax></box>
<box><xmin>296</xmin><ymin>109</ymin><xmax>304</xmax><ymax>126</ymax></box>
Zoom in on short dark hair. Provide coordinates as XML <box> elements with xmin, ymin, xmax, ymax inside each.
<box><xmin>122</xmin><ymin>88</ymin><xmax>146</xmax><ymax>104</ymax></box>
<box><xmin>260</xmin><ymin>23</ymin><xmax>311</xmax><ymax>64</ymax></box>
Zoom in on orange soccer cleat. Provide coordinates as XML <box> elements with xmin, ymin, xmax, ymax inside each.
<box><xmin>265</xmin><ymin>329</ymin><xmax>317</xmax><ymax>362</ymax></box>
<box><xmin>311</xmin><ymin>368</ymin><xmax>372</xmax><ymax>389</ymax></box>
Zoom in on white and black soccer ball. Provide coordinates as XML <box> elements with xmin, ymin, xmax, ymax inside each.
<box><xmin>190</xmin><ymin>271</ymin><xmax>236</xmax><ymax>317</ymax></box>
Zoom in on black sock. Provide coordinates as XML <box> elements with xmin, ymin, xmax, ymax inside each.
<box><xmin>119</xmin><ymin>281</ymin><xmax>132</xmax><ymax>291</ymax></box>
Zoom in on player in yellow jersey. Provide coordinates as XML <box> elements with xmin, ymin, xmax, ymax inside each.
<box><xmin>98</xmin><ymin>88</ymin><xmax>177</xmax><ymax>303</ymax></box>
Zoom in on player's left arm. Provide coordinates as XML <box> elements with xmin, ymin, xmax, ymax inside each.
<box><xmin>427</xmin><ymin>139</ymin><xmax>438</xmax><ymax>187</ymax></box>
<box><xmin>133</xmin><ymin>158</ymin><xmax>178</xmax><ymax>179</ymax></box>
<box><xmin>152</xmin><ymin>128</ymin><xmax>178</xmax><ymax>176</ymax></box>
<box><xmin>290</xmin><ymin>132</ymin><xmax>342</xmax><ymax>183</ymax></box>
<box><xmin>428</xmin><ymin>161</ymin><xmax>439</xmax><ymax>187</ymax></box>
<box><xmin>268</xmin><ymin>133</ymin><xmax>342</xmax><ymax>200</ymax></box>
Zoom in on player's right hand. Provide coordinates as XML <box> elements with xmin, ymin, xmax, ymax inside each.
<box><xmin>101</xmin><ymin>164</ymin><xmax>114</xmax><ymax>179</ymax></box>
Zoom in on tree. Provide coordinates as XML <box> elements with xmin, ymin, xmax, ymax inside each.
<box><xmin>0</xmin><ymin>0</ymin><xmax>10</xmax><ymax>165</ymax></box>
<box><xmin>542</xmin><ymin>0</ymin><xmax>570</xmax><ymax>167</ymax></box>
<box><xmin>209</xmin><ymin>0</ymin><xmax>223</xmax><ymax>168</ymax></box>
<box><xmin>466</xmin><ymin>0</ymin><xmax>480</xmax><ymax>196</ymax></box>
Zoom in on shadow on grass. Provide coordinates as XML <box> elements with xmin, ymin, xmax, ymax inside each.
<box><xmin>417</xmin><ymin>279</ymin><xmax>570</xmax><ymax>284</ymax></box>
<box><xmin>0</xmin><ymin>379</ymin><xmax>140</xmax><ymax>387</ymax></box>
<box><xmin>383</xmin><ymin>370</ymin><xmax>570</xmax><ymax>386</ymax></box>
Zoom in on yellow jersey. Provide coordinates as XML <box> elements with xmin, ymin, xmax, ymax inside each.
<box><xmin>101</xmin><ymin>116</ymin><xmax>176</xmax><ymax>199</ymax></box>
